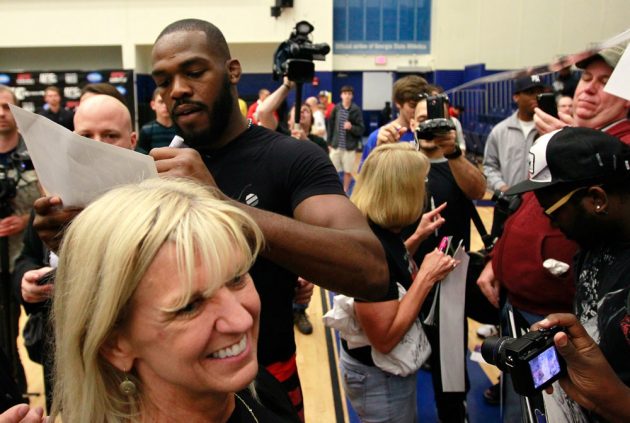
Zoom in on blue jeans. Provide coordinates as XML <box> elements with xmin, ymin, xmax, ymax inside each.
<box><xmin>340</xmin><ymin>348</ymin><xmax>418</xmax><ymax>423</ymax></box>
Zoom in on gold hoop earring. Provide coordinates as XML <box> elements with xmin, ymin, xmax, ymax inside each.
<box><xmin>119</xmin><ymin>369</ymin><xmax>137</xmax><ymax>395</ymax></box>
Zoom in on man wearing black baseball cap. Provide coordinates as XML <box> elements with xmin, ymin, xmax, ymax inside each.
<box><xmin>507</xmin><ymin>126</ymin><xmax>630</xmax><ymax>421</ymax></box>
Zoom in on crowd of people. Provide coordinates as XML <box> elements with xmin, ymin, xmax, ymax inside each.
<box><xmin>0</xmin><ymin>17</ymin><xmax>628</xmax><ymax>423</ymax></box>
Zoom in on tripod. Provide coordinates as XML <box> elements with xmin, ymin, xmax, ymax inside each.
<box><xmin>0</xmin><ymin>199</ymin><xmax>27</xmax><ymax>410</ymax></box>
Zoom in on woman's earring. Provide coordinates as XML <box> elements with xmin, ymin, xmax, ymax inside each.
<box><xmin>119</xmin><ymin>369</ymin><xmax>137</xmax><ymax>395</ymax></box>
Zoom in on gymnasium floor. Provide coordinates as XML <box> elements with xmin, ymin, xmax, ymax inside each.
<box><xmin>17</xmin><ymin>168</ymin><xmax>501</xmax><ymax>422</ymax></box>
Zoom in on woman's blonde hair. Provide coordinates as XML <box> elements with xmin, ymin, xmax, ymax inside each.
<box><xmin>351</xmin><ymin>143</ymin><xmax>430</xmax><ymax>229</ymax></box>
<box><xmin>51</xmin><ymin>177</ymin><xmax>264</xmax><ymax>423</ymax></box>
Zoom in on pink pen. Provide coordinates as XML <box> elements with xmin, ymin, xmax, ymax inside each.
<box><xmin>438</xmin><ymin>236</ymin><xmax>449</xmax><ymax>253</ymax></box>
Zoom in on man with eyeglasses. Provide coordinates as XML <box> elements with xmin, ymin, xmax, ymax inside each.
<box><xmin>506</xmin><ymin>127</ymin><xmax>630</xmax><ymax>422</ymax></box>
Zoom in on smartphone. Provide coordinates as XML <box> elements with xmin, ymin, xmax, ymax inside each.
<box><xmin>426</xmin><ymin>94</ymin><xmax>448</xmax><ymax>120</ymax></box>
<box><xmin>537</xmin><ymin>93</ymin><xmax>558</xmax><ymax>118</ymax></box>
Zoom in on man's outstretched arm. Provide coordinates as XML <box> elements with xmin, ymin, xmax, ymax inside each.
<box><xmin>243</xmin><ymin>193</ymin><xmax>388</xmax><ymax>300</ymax></box>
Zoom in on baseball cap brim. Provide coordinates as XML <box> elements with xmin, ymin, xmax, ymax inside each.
<box><xmin>505</xmin><ymin>179</ymin><xmax>556</xmax><ymax>196</ymax></box>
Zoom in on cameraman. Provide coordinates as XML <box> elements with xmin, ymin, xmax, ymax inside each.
<box><xmin>0</xmin><ymin>86</ymin><xmax>39</xmax><ymax>249</ymax></box>
<box><xmin>0</xmin><ymin>85</ymin><xmax>40</xmax><ymax>403</ymax></box>
<box><xmin>533</xmin><ymin>313</ymin><xmax>630</xmax><ymax>423</ymax></box>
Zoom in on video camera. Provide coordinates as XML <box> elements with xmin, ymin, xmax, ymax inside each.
<box><xmin>0</xmin><ymin>151</ymin><xmax>34</xmax><ymax>216</ymax></box>
<box><xmin>415</xmin><ymin>93</ymin><xmax>456</xmax><ymax>141</ymax></box>
<box><xmin>272</xmin><ymin>21</ymin><xmax>330</xmax><ymax>83</ymax></box>
<box><xmin>481</xmin><ymin>327</ymin><xmax>567</xmax><ymax>397</ymax></box>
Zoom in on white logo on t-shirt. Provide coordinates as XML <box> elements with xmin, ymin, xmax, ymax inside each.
<box><xmin>245</xmin><ymin>193</ymin><xmax>259</xmax><ymax>207</ymax></box>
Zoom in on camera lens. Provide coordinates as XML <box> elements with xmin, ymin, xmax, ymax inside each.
<box><xmin>481</xmin><ymin>336</ymin><xmax>510</xmax><ymax>368</ymax></box>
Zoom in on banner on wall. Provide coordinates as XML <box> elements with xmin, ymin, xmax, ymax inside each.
<box><xmin>0</xmin><ymin>69</ymin><xmax>135</xmax><ymax>120</ymax></box>
<box><xmin>333</xmin><ymin>0</ymin><xmax>432</xmax><ymax>55</ymax></box>
<box><xmin>334</xmin><ymin>42</ymin><xmax>429</xmax><ymax>55</ymax></box>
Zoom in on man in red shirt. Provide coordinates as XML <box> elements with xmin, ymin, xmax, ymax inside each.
<box><xmin>318</xmin><ymin>90</ymin><xmax>335</xmax><ymax>120</ymax></box>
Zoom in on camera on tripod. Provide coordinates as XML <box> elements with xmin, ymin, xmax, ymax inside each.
<box><xmin>415</xmin><ymin>93</ymin><xmax>456</xmax><ymax>141</ymax></box>
<box><xmin>272</xmin><ymin>21</ymin><xmax>330</xmax><ymax>83</ymax></box>
<box><xmin>481</xmin><ymin>327</ymin><xmax>567</xmax><ymax>397</ymax></box>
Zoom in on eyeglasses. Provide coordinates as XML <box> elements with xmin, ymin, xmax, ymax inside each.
<box><xmin>544</xmin><ymin>185</ymin><xmax>600</xmax><ymax>216</ymax></box>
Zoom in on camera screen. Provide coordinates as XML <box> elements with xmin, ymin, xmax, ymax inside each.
<box><xmin>528</xmin><ymin>345</ymin><xmax>561</xmax><ymax>389</ymax></box>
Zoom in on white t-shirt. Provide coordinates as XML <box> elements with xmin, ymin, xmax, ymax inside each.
<box><xmin>518</xmin><ymin>118</ymin><xmax>536</xmax><ymax>137</ymax></box>
<box><xmin>312</xmin><ymin>109</ymin><xmax>327</xmax><ymax>139</ymax></box>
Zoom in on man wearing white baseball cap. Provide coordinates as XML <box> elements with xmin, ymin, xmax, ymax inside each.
<box><xmin>506</xmin><ymin>127</ymin><xmax>630</xmax><ymax>422</ymax></box>
<box><xmin>476</xmin><ymin>129</ymin><xmax>579</xmax><ymax>419</ymax></box>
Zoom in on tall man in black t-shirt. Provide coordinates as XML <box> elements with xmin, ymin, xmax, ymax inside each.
<box><xmin>146</xmin><ymin>19</ymin><xmax>388</xmax><ymax>420</ymax></box>
<box><xmin>376</xmin><ymin>91</ymin><xmax>486</xmax><ymax>422</ymax></box>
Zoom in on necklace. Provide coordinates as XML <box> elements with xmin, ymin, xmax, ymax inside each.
<box><xmin>247</xmin><ymin>118</ymin><xmax>253</xmax><ymax>129</ymax></box>
<box><xmin>235</xmin><ymin>392</ymin><xmax>259</xmax><ymax>423</ymax></box>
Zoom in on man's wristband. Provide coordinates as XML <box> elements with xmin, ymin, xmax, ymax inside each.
<box><xmin>444</xmin><ymin>143</ymin><xmax>462</xmax><ymax>159</ymax></box>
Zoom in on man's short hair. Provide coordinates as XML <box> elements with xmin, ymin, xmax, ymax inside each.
<box><xmin>155</xmin><ymin>19</ymin><xmax>231</xmax><ymax>62</ymax></box>
<box><xmin>340</xmin><ymin>85</ymin><xmax>354</xmax><ymax>94</ymax></box>
<box><xmin>392</xmin><ymin>75</ymin><xmax>427</xmax><ymax>106</ymax></box>
<box><xmin>0</xmin><ymin>85</ymin><xmax>18</xmax><ymax>105</ymax></box>
<box><xmin>81</xmin><ymin>83</ymin><xmax>126</xmax><ymax>105</ymax></box>
<box><xmin>151</xmin><ymin>87</ymin><xmax>162</xmax><ymax>101</ymax></box>
<box><xmin>44</xmin><ymin>86</ymin><xmax>61</xmax><ymax>95</ymax></box>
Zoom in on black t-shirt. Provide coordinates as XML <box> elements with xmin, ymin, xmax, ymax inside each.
<box><xmin>401</xmin><ymin>159</ymin><xmax>473</xmax><ymax>317</ymax></box>
<box><xmin>228</xmin><ymin>368</ymin><xmax>300</xmax><ymax>423</ymax></box>
<box><xmin>342</xmin><ymin>222</ymin><xmax>414</xmax><ymax>366</ymax></box>
<box><xmin>37</xmin><ymin>108</ymin><xmax>74</xmax><ymax>131</ymax></box>
<box><xmin>574</xmin><ymin>242</ymin><xmax>630</xmax><ymax>387</ymax></box>
<box><xmin>307</xmin><ymin>134</ymin><xmax>329</xmax><ymax>153</ymax></box>
<box><xmin>407</xmin><ymin>159</ymin><xmax>473</xmax><ymax>260</ymax></box>
<box><xmin>201</xmin><ymin>125</ymin><xmax>344</xmax><ymax>366</ymax></box>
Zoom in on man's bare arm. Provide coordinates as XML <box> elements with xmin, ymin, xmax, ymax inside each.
<box><xmin>434</xmin><ymin>131</ymin><xmax>486</xmax><ymax>199</ymax></box>
<box><xmin>231</xmin><ymin>194</ymin><xmax>388</xmax><ymax>300</ymax></box>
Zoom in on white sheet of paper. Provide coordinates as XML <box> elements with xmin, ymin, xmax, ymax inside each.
<box><xmin>604</xmin><ymin>43</ymin><xmax>630</xmax><ymax>101</ymax></box>
<box><xmin>439</xmin><ymin>245</ymin><xmax>469</xmax><ymax>392</ymax></box>
<box><xmin>10</xmin><ymin>104</ymin><xmax>158</xmax><ymax>207</ymax></box>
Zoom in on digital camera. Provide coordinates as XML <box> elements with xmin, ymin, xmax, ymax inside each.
<box><xmin>481</xmin><ymin>327</ymin><xmax>567</xmax><ymax>397</ymax></box>
<box><xmin>415</xmin><ymin>94</ymin><xmax>456</xmax><ymax>141</ymax></box>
